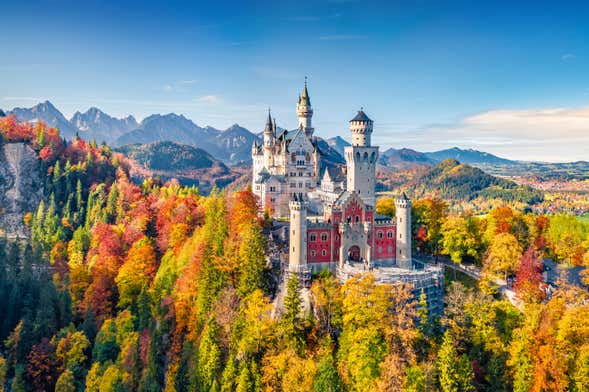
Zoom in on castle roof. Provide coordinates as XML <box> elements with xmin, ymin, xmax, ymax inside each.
<box><xmin>399</xmin><ymin>192</ymin><xmax>410</xmax><ymax>201</ymax></box>
<box><xmin>350</xmin><ymin>110</ymin><xmax>372</xmax><ymax>123</ymax></box>
<box><xmin>321</xmin><ymin>166</ymin><xmax>345</xmax><ymax>183</ymax></box>
<box><xmin>298</xmin><ymin>79</ymin><xmax>311</xmax><ymax>107</ymax></box>
<box><xmin>264</xmin><ymin>109</ymin><xmax>273</xmax><ymax>133</ymax></box>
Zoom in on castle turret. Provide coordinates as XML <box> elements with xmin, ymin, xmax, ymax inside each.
<box><xmin>395</xmin><ymin>193</ymin><xmax>412</xmax><ymax>269</ymax></box>
<box><xmin>289</xmin><ymin>194</ymin><xmax>307</xmax><ymax>273</ymax></box>
<box><xmin>344</xmin><ymin>110</ymin><xmax>378</xmax><ymax>208</ymax></box>
<box><xmin>349</xmin><ymin>109</ymin><xmax>374</xmax><ymax>147</ymax></box>
<box><xmin>297</xmin><ymin>78</ymin><xmax>314</xmax><ymax>137</ymax></box>
<box><xmin>263</xmin><ymin>109</ymin><xmax>274</xmax><ymax>168</ymax></box>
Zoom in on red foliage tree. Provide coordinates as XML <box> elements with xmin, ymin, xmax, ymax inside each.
<box><xmin>26</xmin><ymin>338</ymin><xmax>57</xmax><ymax>392</ymax></box>
<box><xmin>514</xmin><ymin>247</ymin><xmax>545</xmax><ymax>303</ymax></box>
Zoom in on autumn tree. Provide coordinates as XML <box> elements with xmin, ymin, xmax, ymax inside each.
<box><xmin>485</xmin><ymin>232</ymin><xmax>523</xmax><ymax>280</ymax></box>
<box><xmin>437</xmin><ymin>331</ymin><xmax>475</xmax><ymax>392</ymax></box>
<box><xmin>514</xmin><ymin>247</ymin><xmax>545</xmax><ymax>303</ymax></box>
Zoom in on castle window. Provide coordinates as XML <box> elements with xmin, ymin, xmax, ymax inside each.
<box><xmin>377</xmin><ymin>231</ymin><xmax>384</xmax><ymax>239</ymax></box>
<box><xmin>310</xmin><ymin>234</ymin><xmax>317</xmax><ymax>242</ymax></box>
<box><xmin>311</xmin><ymin>250</ymin><xmax>316</xmax><ymax>257</ymax></box>
<box><xmin>321</xmin><ymin>249</ymin><xmax>327</xmax><ymax>256</ymax></box>
<box><xmin>387</xmin><ymin>231</ymin><xmax>393</xmax><ymax>238</ymax></box>
<box><xmin>321</xmin><ymin>233</ymin><xmax>328</xmax><ymax>241</ymax></box>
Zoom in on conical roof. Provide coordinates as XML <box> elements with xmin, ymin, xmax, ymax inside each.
<box><xmin>350</xmin><ymin>110</ymin><xmax>372</xmax><ymax>122</ymax></box>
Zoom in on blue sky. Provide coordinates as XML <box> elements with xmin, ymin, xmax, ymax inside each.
<box><xmin>2</xmin><ymin>0</ymin><xmax>589</xmax><ymax>161</ymax></box>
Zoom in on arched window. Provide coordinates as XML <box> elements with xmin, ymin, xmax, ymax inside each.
<box><xmin>321</xmin><ymin>233</ymin><xmax>328</xmax><ymax>241</ymax></box>
<box><xmin>355</xmin><ymin>216</ymin><xmax>360</xmax><ymax>223</ymax></box>
<box><xmin>387</xmin><ymin>231</ymin><xmax>393</xmax><ymax>238</ymax></box>
<box><xmin>363</xmin><ymin>152</ymin><xmax>368</xmax><ymax>160</ymax></box>
<box><xmin>377</xmin><ymin>231</ymin><xmax>384</xmax><ymax>239</ymax></box>
<box><xmin>321</xmin><ymin>249</ymin><xmax>327</xmax><ymax>256</ymax></box>
<box><xmin>310</xmin><ymin>233</ymin><xmax>317</xmax><ymax>242</ymax></box>
<box><xmin>311</xmin><ymin>250</ymin><xmax>316</xmax><ymax>257</ymax></box>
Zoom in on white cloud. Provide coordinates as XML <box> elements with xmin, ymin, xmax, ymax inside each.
<box><xmin>386</xmin><ymin>106</ymin><xmax>589</xmax><ymax>162</ymax></box>
<box><xmin>162</xmin><ymin>80</ymin><xmax>199</xmax><ymax>92</ymax></box>
<box><xmin>196</xmin><ymin>95</ymin><xmax>221</xmax><ymax>104</ymax></box>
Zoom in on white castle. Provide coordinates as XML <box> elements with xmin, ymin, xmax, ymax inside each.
<box><xmin>252</xmin><ymin>81</ymin><xmax>443</xmax><ymax>313</ymax></box>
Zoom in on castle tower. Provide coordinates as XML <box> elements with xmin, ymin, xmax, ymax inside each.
<box><xmin>344</xmin><ymin>110</ymin><xmax>379</xmax><ymax>208</ymax></box>
<box><xmin>263</xmin><ymin>109</ymin><xmax>274</xmax><ymax>168</ymax></box>
<box><xmin>297</xmin><ymin>78</ymin><xmax>314</xmax><ymax>137</ymax></box>
<box><xmin>289</xmin><ymin>194</ymin><xmax>307</xmax><ymax>273</ymax></box>
<box><xmin>395</xmin><ymin>193</ymin><xmax>412</xmax><ymax>269</ymax></box>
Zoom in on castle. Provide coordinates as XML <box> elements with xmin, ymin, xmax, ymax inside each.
<box><xmin>253</xmin><ymin>82</ymin><xmax>443</xmax><ymax>313</ymax></box>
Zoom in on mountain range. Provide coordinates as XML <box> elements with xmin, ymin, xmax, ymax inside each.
<box><xmin>6</xmin><ymin>101</ymin><xmax>260</xmax><ymax>164</ymax></box>
<box><xmin>5</xmin><ymin>101</ymin><xmax>585</xmax><ymax>171</ymax></box>
<box><xmin>423</xmin><ymin>147</ymin><xmax>516</xmax><ymax>165</ymax></box>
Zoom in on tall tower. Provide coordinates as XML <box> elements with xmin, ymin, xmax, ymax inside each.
<box><xmin>395</xmin><ymin>193</ymin><xmax>412</xmax><ymax>269</ymax></box>
<box><xmin>344</xmin><ymin>110</ymin><xmax>378</xmax><ymax>208</ymax></box>
<box><xmin>289</xmin><ymin>194</ymin><xmax>307</xmax><ymax>273</ymax></box>
<box><xmin>263</xmin><ymin>109</ymin><xmax>274</xmax><ymax>169</ymax></box>
<box><xmin>297</xmin><ymin>78</ymin><xmax>314</xmax><ymax>137</ymax></box>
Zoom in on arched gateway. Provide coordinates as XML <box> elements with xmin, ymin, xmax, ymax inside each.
<box><xmin>347</xmin><ymin>245</ymin><xmax>361</xmax><ymax>262</ymax></box>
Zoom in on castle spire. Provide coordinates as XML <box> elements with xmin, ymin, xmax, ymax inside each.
<box><xmin>299</xmin><ymin>76</ymin><xmax>311</xmax><ymax>106</ymax></box>
<box><xmin>297</xmin><ymin>77</ymin><xmax>314</xmax><ymax>136</ymax></box>
<box><xmin>265</xmin><ymin>107</ymin><xmax>272</xmax><ymax>132</ymax></box>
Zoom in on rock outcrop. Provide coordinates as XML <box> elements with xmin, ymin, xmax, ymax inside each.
<box><xmin>0</xmin><ymin>143</ymin><xmax>44</xmax><ymax>238</ymax></box>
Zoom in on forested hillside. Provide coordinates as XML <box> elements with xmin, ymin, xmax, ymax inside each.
<box><xmin>380</xmin><ymin>159</ymin><xmax>544</xmax><ymax>211</ymax></box>
<box><xmin>1</xmin><ymin>116</ymin><xmax>589</xmax><ymax>392</ymax></box>
<box><xmin>115</xmin><ymin>141</ymin><xmax>240</xmax><ymax>193</ymax></box>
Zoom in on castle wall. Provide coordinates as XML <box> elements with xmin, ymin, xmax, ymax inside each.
<box><xmin>373</xmin><ymin>224</ymin><xmax>396</xmax><ymax>260</ymax></box>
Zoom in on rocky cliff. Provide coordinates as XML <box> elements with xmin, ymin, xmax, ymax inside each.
<box><xmin>0</xmin><ymin>143</ymin><xmax>44</xmax><ymax>238</ymax></box>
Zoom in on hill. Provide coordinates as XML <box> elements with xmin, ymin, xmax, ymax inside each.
<box><xmin>424</xmin><ymin>147</ymin><xmax>515</xmax><ymax>165</ymax></box>
<box><xmin>116</xmin><ymin>141</ymin><xmax>240</xmax><ymax>193</ymax></box>
<box><xmin>380</xmin><ymin>158</ymin><xmax>544</xmax><ymax>205</ymax></box>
